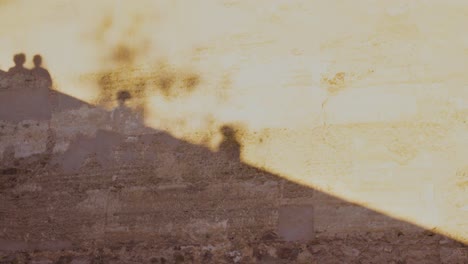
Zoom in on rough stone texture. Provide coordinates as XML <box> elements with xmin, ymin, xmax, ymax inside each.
<box><xmin>1</xmin><ymin>1</ymin><xmax>468</xmax><ymax>263</ymax></box>
<box><xmin>0</xmin><ymin>88</ymin><xmax>466</xmax><ymax>263</ymax></box>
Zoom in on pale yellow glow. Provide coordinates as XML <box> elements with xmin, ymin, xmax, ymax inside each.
<box><xmin>1</xmin><ymin>0</ymin><xmax>467</xmax><ymax>242</ymax></box>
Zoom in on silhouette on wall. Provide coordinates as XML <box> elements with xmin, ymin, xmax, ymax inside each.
<box><xmin>5</xmin><ymin>53</ymin><xmax>34</xmax><ymax>90</ymax></box>
<box><xmin>110</xmin><ymin>90</ymin><xmax>143</xmax><ymax>133</ymax></box>
<box><xmin>8</xmin><ymin>53</ymin><xmax>25</xmax><ymax>73</ymax></box>
<box><xmin>56</xmin><ymin>89</ymin><xmax>158</xmax><ymax>172</ymax></box>
<box><xmin>0</xmin><ymin>54</ymin><xmax>93</xmax><ymax>123</ymax></box>
<box><xmin>0</xmin><ymin>55</ymin><xmax>465</xmax><ymax>263</ymax></box>
<box><xmin>0</xmin><ymin>53</ymin><xmax>52</xmax><ymax>91</ymax></box>
<box><xmin>218</xmin><ymin>125</ymin><xmax>241</xmax><ymax>161</ymax></box>
<box><xmin>30</xmin><ymin>54</ymin><xmax>52</xmax><ymax>91</ymax></box>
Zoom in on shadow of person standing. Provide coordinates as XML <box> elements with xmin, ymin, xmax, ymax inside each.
<box><xmin>7</xmin><ymin>53</ymin><xmax>32</xmax><ymax>88</ymax></box>
<box><xmin>216</xmin><ymin>125</ymin><xmax>243</xmax><ymax>181</ymax></box>
<box><xmin>111</xmin><ymin>90</ymin><xmax>143</xmax><ymax>134</ymax></box>
<box><xmin>218</xmin><ymin>125</ymin><xmax>242</xmax><ymax>162</ymax></box>
<box><xmin>58</xmin><ymin>91</ymin><xmax>148</xmax><ymax>172</ymax></box>
<box><xmin>29</xmin><ymin>54</ymin><xmax>53</xmax><ymax>120</ymax></box>
<box><xmin>110</xmin><ymin>90</ymin><xmax>148</xmax><ymax>165</ymax></box>
<box><xmin>30</xmin><ymin>54</ymin><xmax>52</xmax><ymax>91</ymax></box>
<box><xmin>0</xmin><ymin>54</ymin><xmax>49</xmax><ymax>122</ymax></box>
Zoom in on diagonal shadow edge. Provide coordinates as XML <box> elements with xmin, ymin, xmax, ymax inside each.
<box><xmin>0</xmin><ymin>87</ymin><xmax>466</xmax><ymax>259</ymax></box>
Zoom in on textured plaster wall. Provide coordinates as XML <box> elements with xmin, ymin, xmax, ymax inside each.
<box><xmin>0</xmin><ymin>0</ymin><xmax>467</xmax><ymax>263</ymax></box>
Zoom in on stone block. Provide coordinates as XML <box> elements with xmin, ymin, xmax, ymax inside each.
<box><xmin>278</xmin><ymin>205</ymin><xmax>314</xmax><ymax>241</ymax></box>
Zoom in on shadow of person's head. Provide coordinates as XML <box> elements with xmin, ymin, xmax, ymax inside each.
<box><xmin>33</xmin><ymin>54</ymin><xmax>43</xmax><ymax>68</ymax></box>
<box><xmin>221</xmin><ymin>125</ymin><xmax>237</xmax><ymax>139</ymax></box>
<box><xmin>117</xmin><ymin>90</ymin><xmax>132</xmax><ymax>106</ymax></box>
<box><xmin>13</xmin><ymin>53</ymin><xmax>26</xmax><ymax>67</ymax></box>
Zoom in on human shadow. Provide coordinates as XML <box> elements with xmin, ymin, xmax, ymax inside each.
<box><xmin>218</xmin><ymin>125</ymin><xmax>241</xmax><ymax>162</ymax></box>
<box><xmin>0</xmin><ymin>54</ymin><xmax>94</xmax><ymax>123</ymax></box>
<box><xmin>30</xmin><ymin>54</ymin><xmax>52</xmax><ymax>91</ymax></box>
<box><xmin>7</xmin><ymin>53</ymin><xmax>32</xmax><ymax>86</ymax></box>
<box><xmin>0</xmin><ymin>60</ymin><xmax>466</xmax><ymax>263</ymax></box>
<box><xmin>110</xmin><ymin>90</ymin><xmax>142</xmax><ymax>133</ymax></box>
<box><xmin>3</xmin><ymin>53</ymin><xmax>52</xmax><ymax>90</ymax></box>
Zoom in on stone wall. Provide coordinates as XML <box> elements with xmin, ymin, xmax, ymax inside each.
<box><xmin>1</xmin><ymin>1</ymin><xmax>468</xmax><ymax>263</ymax></box>
<box><xmin>0</xmin><ymin>89</ymin><xmax>466</xmax><ymax>263</ymax></box>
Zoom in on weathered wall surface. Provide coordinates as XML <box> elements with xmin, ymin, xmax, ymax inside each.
<box><xmin>0</xmin><ymin>0</ymin><xmax>468</xmax><ymax>263</ymax></box>
<box><xmin>0</xmin><ymin>86</ymin><xmax>466</xmax><ymax>263</ymax></box>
